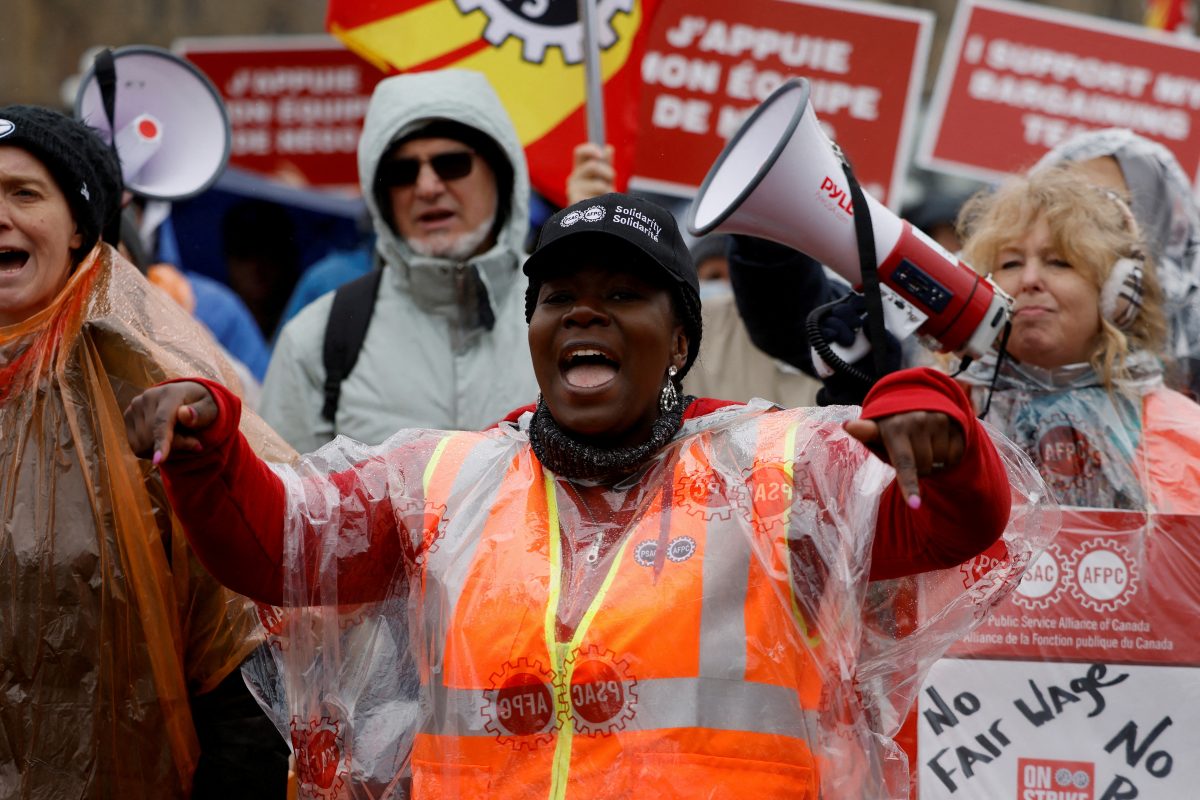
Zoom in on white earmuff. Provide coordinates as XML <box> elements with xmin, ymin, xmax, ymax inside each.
<box><xmin>1101</xmin><ymin>255</ymin><xmax>1144</xmax><ymax>329</ymax></box>
<box><xmin>1096</xmin><ymin>189</ymin><xmax>1145</xmax><ymax>330</ymax></box>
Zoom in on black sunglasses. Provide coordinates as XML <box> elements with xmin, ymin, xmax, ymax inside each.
<box><xmin>378</xmin><ymin>151</ymin><xmax>475</xmax><ymax>187</ymax></box>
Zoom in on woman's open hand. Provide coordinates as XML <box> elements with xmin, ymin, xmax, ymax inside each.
<box><xmin>124</xmin><ymin>381</ymin><xmax>218</xmax><ymax>465</ymax></box>
<box><xmin>844</xmin><ymin>411</ymin><xmax>965</xmax><ymax>509</ymax></box>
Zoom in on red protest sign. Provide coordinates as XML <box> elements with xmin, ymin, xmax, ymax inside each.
<box><xmin>174</xmin><ymin>35</ymin><xmax>387</xmax><ymax>190</ymax></box>
<box><xmin>909</xmin><ymin>508</ymin><xmax>1200</xmax><ymax>799</ymax></box>
<box><xmin>919</xmin><ymin>0</ymin><xmax>1200</xmax><ymax>188</ymax></box>
<box><xmin>947</xmin><ymin>510</ymin><xmax>1200</xmax><ymax>665</ymax></box>
<box><xmin>631</xmin><ymin>0</ymin><xmax>931</xmax><ymax>208</ymax></box>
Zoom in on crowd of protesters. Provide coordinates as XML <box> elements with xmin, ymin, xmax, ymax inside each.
<box><xmin>2</xmin><ymin>41</ymin><xmax>1199</xmax><ymax>799</ymax></box>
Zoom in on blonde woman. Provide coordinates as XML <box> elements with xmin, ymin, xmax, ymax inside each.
<box><xmin>957</xmin><ymin>165</ymin><xmax>1200</xmax><ymax>512</ymax></box>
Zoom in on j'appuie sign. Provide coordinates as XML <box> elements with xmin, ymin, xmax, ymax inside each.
<box><xmin>630</xmin><ymin>0</ymin><xmax>932</xmax><ymax>209</ymax></box>
<box><xmin>915</xmin><ymin>509</ymin><xmax>1200</xmax><ymax>799</ymax></box>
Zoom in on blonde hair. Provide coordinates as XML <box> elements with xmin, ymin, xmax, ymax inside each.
<box><xmin>957</xmin><ymin>165</ymin><xmax>1166</xmax><ymax>390</ymax></box>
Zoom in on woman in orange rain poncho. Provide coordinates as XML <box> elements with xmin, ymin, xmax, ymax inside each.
<box><xmin>0</xmin><ymin>105</ymin><xmax>292</xmax><ymax>798</ymax></box>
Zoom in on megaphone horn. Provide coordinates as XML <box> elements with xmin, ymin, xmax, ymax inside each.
<box><xmin>75</xmin><ymin>45</ymin><xmax>231</xmax><ymax>202</ymax></box>
<box><xmin>688</xmin><ymin>78</ymin><xmax>1009</xmax><ymax>359</ymax></box>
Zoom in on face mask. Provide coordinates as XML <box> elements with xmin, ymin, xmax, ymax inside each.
<box><xmin>698</xmin><ymin>279</ymin><xmax>732</xmax><ymax>302</ymax></box>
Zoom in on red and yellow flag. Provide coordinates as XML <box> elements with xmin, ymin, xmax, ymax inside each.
<box><xmin>327</xmin><ymin>0</ymin><xmax>658</xmax><ymax>206</ymax></box>
<box><xmin>1145</xmin><ymin>0</ymin><xmax>1193</xmax><ymax>32</ymax></box>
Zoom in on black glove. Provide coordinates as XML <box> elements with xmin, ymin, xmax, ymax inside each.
<box><xmin>810</xmin><ymin>294</ymin><xmax>903</xmax><ymax>406</ymax></box>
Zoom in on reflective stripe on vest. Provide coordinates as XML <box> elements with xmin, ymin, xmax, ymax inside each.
<box><xmin>413</xmin><ymin>415</ymin><xmax>823</xmax><ymax>799</ymax></box>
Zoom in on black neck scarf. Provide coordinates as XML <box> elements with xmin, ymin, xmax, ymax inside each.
<box><xmin>528</xmin><ymin>396</ymin><xmax>692</xmax><ymax>482</ymax></box>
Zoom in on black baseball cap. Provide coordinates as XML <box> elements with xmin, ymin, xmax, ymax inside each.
<box><xmin>524</xmin><ymin>192</ymin><xmax>703</xmax><ymax>378</ymax></box>
<box><xmin>524</xmin><ymin>192</ymin><xmax>697</xmax><ymax>293</ymax></box>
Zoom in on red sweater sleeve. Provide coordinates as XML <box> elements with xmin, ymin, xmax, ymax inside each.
<box><xmin>159</xmin><ymin>378</ymin><xmax>288</xmax><ymax>604</ymax></box>
<box><xmin>860</xmin><ymin>367</ymin><xmax>1011</xmax><ymax>580</ymax></box>
<box><xmin>159</xmin><ymin>379</ymin><xmax>403</xmax><ymax>606</ymax></box>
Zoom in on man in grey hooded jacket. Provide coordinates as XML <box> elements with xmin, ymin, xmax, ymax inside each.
<box><xmin>261</xmin><ymin>69</ymin><xmax>538</xmax><ymax>452</ymax></box>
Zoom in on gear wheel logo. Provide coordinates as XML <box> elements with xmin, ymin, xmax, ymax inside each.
<box><xmin>256</xmin><ymin>602</ymin><xmax>298</xmax><ymax>652</ymax></box>
<box><xmin>1037</xmin><ymin>424</ymin><xmax>1102</xmax><ymax>479</ymax></box>
<box><xmin>739</xmin><ymin>459</ymin><xmax>805</xmax><ymax>535</ymax></box>
<box><xmin>632</xmin><ymin>536</ymin><xmax>696</xmax><ymax>567</ymax></box>
<box><xmin>1066</xmin><ymin>538</ymin><xmax>1140</xmax><ymax>613</ymax></box>
<box><xmin>1012</xmin><ymin>543</ymin><xmax>1067</xmax><ymax>611</ymax></box>
<box><xmin>958</xmin><ymin>540</ymin><xmax>1012</xmax><ymax>589</ymax></box>
<box><xmin>678</xmin><ymin>465</ymin><xmax>744</xmax><ymax>522</ymax></box>
<box><xmin>256</xmin><ymin>602</ymin><xmax>285</xmax><ymax>638</ymax></box>
<box><xmin>582</xmin><ymin>205</ymin><xmax>606</xmax><ymax>222</ymax></box>
<box><xmin>483</xmin><ymin>657</ymin><xmax>561</xmax><ymax>750</ymax></box>
<box><xmin>454</xmin><ymin>0</ymin><xmax>636</xmax><ymax>65</ymax></box>
<box><xmin>395</xmin><ymin>498</ymin><xmax>450</xmax><ymax>566</ymax></box>
<box><xmin>560</xmin><ymin>209</ymin><xmax>584</xmax><ymax>227</ymax></box>
<box><xmin>289</xmin><ymin>715</ymin><xmax>348</xmax><ymax>799</ymax></box>
<box><xmin>563</xmin><ymin>645</ymin><xmax>638</xmax><ymax>737</ymax></box>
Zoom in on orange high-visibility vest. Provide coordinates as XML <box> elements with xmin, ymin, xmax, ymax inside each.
<box><xmin>410</xmin><ymin>414</ymin><xmax>826</xmax><ymax>799</ymax></box>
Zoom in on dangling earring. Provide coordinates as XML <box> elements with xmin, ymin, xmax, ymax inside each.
<box><xmin>659</xmin><ymin>365</ymin><xmax>680</xmax><ymax>414</ymax></box>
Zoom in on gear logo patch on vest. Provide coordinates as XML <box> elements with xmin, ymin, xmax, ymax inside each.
<box><xmin>741</xmin><ymin>459</ymin><xmax>804</xmax><ymax>534</ymax></box>
<box><xmin>289</xmin><ymin>715</ymin><xmax>348</xmax><ymax>799</ymax></box>
<box><xmin>666</xmin><ymin>535</ymin><xmax>696</xmax><ymax>562</ymax></box>
<box><xmin>564</xmin><ymin>645</ymin><xmax>638</xmax><ymax>736</ymax></box>
<box><xmin>395</xmin><ymin>498</ymin><xmax>450</xmax><ymax>565</ymax></box>
<box><xmin>483</xmin><ymin>657</ymin><xmax>561</xmax><ymax>749</ymax></box>
<box><xmin>256</xmin><ymin>602</ymin><xmax>287</xmax><ymax>651</ymax></box>
<box><xmin>632</xmin><ymin>536</ymin><xmax>697</xmax><ymax>567</ymax></box>
<box><xmin>677</xmin><ymin>462</ymin><xmax>742</xmax><ymax>522</ymax></box>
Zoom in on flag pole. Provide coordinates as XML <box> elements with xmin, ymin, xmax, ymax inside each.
<box><xmin>578</xmin><ymin>0</ymin><xmax>606</xmax><ymax>146</ymax></box>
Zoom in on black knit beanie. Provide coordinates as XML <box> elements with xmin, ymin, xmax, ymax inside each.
<box><xmin>0</xmin><ymin>105</ymin><xmax>123</xmax><ymax>262</ymax></box>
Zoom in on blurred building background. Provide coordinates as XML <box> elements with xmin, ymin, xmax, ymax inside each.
<box><xmin>4</xmin><ymin>0</ymin><xmax>327</xmax><ymax>108</ymax></box>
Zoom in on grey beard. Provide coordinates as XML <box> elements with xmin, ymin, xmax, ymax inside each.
<box><xmin>407</xmin><ymin>215</ymin><xmax>496</xmax><ymax>261</ymax></box>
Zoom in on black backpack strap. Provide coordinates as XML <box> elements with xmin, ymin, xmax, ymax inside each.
<box><xmin>321</xmin><ymin>268</ymin><xmax>385</xmax><ymax>423</ymax></box>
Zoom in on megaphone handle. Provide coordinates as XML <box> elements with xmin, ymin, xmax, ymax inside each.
<box><xmin>805</xmin><ymin>299</ymin><xmax>874</xmax><ymax>387</ymax></box>
<box><xmin>839</xmin><ymin>158</ymin><xmax>890</xmax><ymax>382</ymax></box>
<box><xmin>94</xmin><ymin>49</ymin><xmax>118</xmax><ymax>142</ymax></box>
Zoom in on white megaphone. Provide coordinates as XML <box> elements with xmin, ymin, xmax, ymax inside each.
<box><xmin>75</xmin><ymin>45</ymin><xmax>231</xmax><ymax>201</ymax></box>
<box><xmin>689</xmin><ymin>78</ymin><xmax>1009</xmax><ymax>360</ymax></box>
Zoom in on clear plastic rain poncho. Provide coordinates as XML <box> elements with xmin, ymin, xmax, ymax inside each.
<box><xmin>908</xmin><ymin>354</ymin><xmax>1200</xmax><ymax>798</ymax></box>
<box><xmin>960</xmin><ymin>351</ymin><xmax>1200</xmax><ymax>513</ymax></box>
<box><xmin>1037</xmin><ymin>129</ymin><xmax>1200</xmax><ymax>399</ymax></box>
<box><xmin>0</xmin><ymin>245</ymin><xmax>292</xmax><ymax>799</ymax></box>
<box><xmin>243</xmin><ymin>393</ymin><xmax>1057</xmax><ymax>799</ymax></box>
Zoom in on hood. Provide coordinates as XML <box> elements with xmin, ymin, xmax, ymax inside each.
<box><xmin>1035</xmin><ymin>128</ymin><xmax>1200</xmax><ymax>304</ymax></box>
<box><xmin>357</xmin><ymin>70</ymin><xmax>530</xmax><ymax>271</ymax></box>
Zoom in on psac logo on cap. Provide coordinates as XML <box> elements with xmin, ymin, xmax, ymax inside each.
<box><xmin>561</xmin><ymin>205</ymin><xmax>607</xmax><ymax>227</ymax></box>
<box><xmin>0</xmin><ymin>120</ymin><xmax>14</xmax><ymax>139</ymax></box>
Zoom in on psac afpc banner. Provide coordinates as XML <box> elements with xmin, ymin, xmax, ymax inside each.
<box><xmin>915</xmin><ymin>510</ymin><xmax>1200</xmax><ymax>799</ymax></box>
<box><xmin>918</xmin><ymin>0</ymin><xmax>1200</xmax><ymax>189</ymax></box>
